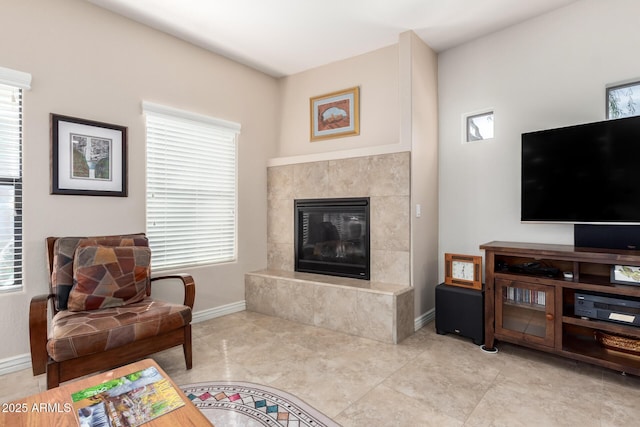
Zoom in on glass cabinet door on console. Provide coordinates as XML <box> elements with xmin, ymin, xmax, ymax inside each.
<box><xmin>495</xmin><ymin>278</ymin><xmax>555</xmax><ymax>348</ymax></box>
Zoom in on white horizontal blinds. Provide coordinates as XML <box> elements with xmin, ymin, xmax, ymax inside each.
<box><xmin>144</xmin><ymin>103</ymin><xmax>239</xmax><ymax>270</ymax></box>
<box><xmin>0</xmin><ymin>83</ymin><xmax>22</xmax><ymax>291</ymax></box>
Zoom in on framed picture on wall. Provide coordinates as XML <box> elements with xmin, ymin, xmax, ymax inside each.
<box><xmin>310</xmin><ymin>86</ymin><xmax>360</xmax><ymax>141</ymax></box>
<box><xmin>50</xmin><ymin>114</ymin><xmax>127</xmax><ymax>196</ymax></box>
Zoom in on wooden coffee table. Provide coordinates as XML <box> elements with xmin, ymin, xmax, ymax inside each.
<box><xmin>0</xmin><ymin>359</ymin><xmax>213</xmax><ymax>426</ymax></box>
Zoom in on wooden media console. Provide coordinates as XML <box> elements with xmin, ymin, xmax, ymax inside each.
<box><xmin>482</xmin><ymin>241</ymin><xmax>640</xmax><ymax>376</ymax></box>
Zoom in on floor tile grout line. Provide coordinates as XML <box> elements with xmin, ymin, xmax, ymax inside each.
<box><xmin>331</xmin><ymin>331</ymin><xmax>435</xmax><ymax>421</ymax></box>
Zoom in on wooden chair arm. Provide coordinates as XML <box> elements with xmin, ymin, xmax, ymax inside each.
<box><xmin>29</xmin><ymin>294</ymin><xmax>53</xmax><ymax>376</ymax></box>
<box><xmin>150</xmin><ymin>273</ymin><xmax>195</xmax><ymax>309</ymax></box>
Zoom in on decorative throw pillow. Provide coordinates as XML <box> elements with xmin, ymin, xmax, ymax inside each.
<box><xmin>68</xmin><ymin>245</ymin><xmax>151</xmax><ymax>312</ymax></box>
<box><xmin>51</xmin><ymin>234</ymin><xmax>148</xmax><ymax>311</ymax></box>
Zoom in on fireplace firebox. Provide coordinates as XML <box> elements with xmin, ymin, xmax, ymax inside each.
<box><xmin>294</xmin><ymin>197</ymin><xmax>370</xmax><ymax>280</ymax></box>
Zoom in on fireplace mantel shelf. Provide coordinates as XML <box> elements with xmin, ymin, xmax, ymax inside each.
<box><xmin>267</xmin><ymin>144</ymin><xmax>410</xmax><ymax>167</ymax></box>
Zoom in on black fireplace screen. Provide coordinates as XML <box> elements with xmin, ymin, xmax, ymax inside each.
<box><xmin>294</xmin><ymin>197</ymin><xmax>370</xmax><ymax>280</ymax></box>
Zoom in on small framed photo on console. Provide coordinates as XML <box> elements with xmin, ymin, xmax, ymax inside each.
<box><xmin>445</xmin><ymin>253</ymin><xmax>482</xmax><ymax>290</ymax></box>
<box><xmin>611</xmin><ymin>265</ymin><xmax>640</xmax><ymax>285</ymax></box>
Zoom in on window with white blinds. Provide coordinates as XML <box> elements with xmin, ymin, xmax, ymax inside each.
<box><xmin>0</xmin><ymin>82</ymin><xmax>23</xmax><ymax>291</ymax></box>
<box><xmin>143</xmin><ymin>102</ymin><xmax>240</xmax><ymax>270</ymax></box>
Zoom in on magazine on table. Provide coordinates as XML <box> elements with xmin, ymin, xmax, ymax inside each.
<box><xmin>71</xmin><ymin>366</ymin><xmax>185</xmax><ymax>427</ymax></box>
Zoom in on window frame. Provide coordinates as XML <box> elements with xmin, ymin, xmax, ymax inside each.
<box><xmin>464</xmin><ymin>110</ymin><xmax>494</xmax><ymax>143</ymax></box>
<box><xmin>606</xmin><ymin>80</ymin><xmax>640</xmax><ymax>119</ymax></box>
<box><xmin>0</xmin><ymin>66</ymin><xmax>30</xmax><ymax>292</ymax></box>
<box><xmin>143</xmin><ymin>101</ymin><xmax>241</xmax><ymax>271</ymax></box>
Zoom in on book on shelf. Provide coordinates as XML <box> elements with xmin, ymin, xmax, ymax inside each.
<box><xmin>506</xmin><ymin>286</ymin><xmax>546</xmax><ymax>306</ymax></box>
<box><xmin>71</xmin><ymin>366</ymin><xmax>185</xmax><ymax>427</ymax></box>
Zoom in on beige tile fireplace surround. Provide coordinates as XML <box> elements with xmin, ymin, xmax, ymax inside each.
<box><xmin>245</xmin><ymin>151</ymin><xmax>414</xmax><ymax>343</ymax></box>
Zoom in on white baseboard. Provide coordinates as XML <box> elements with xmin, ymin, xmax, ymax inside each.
<box><xmin>0</xmin><ymin>353</ymin><xmax>32</xmax><ymax>376</ymax></box>
<box><xmin>414</xmin><ymin>307</ymin><xmax>435</xmax><ymax>331</ymax></box>
<box><xmin>0</xmin><ymin>301</ymin><xmax>248</xmax><ymax>377</ymax></box>
<box><xmin>191</xmin><ymin>300</ymin><xmax>246</xmax><ymax>324</ymax></box>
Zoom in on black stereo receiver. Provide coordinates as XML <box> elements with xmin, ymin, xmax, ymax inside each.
<box><xmin>574</xmin><ymin>292</ymin><xmax>640</xmax><ymax>326</ymax></box>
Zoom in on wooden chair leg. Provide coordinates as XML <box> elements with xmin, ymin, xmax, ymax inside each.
<box><xmin>46</xmin><ymin>362</ymin><xmax>60</xmax><ymax>390</ymax></box>
<box><xmin>183</xmin><ymin>325</ymin><xmax>193</xmax><ymax>370</ymax></box>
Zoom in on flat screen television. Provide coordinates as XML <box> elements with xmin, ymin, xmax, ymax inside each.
<box><xmin>521</xmin><ymin>115</ymin><xmax>640</xmax><ymax>224</ymax></box>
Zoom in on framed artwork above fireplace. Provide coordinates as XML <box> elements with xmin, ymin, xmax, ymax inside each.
<box><xmin>310</xmin><ymin>87</ymin><xmax>360</xmax><ymax>141</ymax></box>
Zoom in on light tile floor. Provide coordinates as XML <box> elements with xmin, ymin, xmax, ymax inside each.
<box><xmin>2</xmin><ymin>311</ymin><xmax>640</xmax><ymax>426</ymax></box>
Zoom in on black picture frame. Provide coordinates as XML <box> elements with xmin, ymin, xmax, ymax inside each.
<box><xmin>610</xmin><ymin>264</ymin><xmax>640</xmax><ymax>285</ymax></box>
<box><xmin>50</xmin><ymin>114</ymin><xmax>127</xmax><ymax>197</ymax></box>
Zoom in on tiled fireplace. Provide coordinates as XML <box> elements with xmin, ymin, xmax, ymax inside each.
<box><xmin>245</xmin><ymin>151</ymin><xmax>414</xmax><ymax>343</ymax></box>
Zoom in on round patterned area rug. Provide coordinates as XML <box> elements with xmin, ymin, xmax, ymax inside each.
<box><xmin>180</xmin><ymin>381</ymin><xmax>340</xmax><ymax>426</ymax></box>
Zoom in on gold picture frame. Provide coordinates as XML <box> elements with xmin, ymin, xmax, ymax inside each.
<box><xmin>310</xmin><ymin>86</ymin><xmax>360</xmax><ymax>141</ymax></box>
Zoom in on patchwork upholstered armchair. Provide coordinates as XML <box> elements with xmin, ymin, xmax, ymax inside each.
<box><xmin>29</xmin><ymin>234</ymin><xmax>195</xmax><ymax>389</ymax></box>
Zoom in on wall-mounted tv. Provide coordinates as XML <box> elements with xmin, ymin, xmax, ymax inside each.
<box><xmin>521</xmin><ymin>115</ymin><xmax>640</xmax><ymax>224</ymax></box>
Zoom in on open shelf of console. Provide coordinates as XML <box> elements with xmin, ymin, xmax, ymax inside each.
<box><xmin>481</xmin><ymin>241</ymin><xmax>640</xmax><ymax>376</ymax></box>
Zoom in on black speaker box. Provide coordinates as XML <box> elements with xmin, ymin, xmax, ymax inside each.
<box><xmin>575</xmin><ymin>224</ymin><xmax>640</xmax><ymax>250</ymax></box>
<box><xmin>436</xmin><ymin>283</ymin><xmax>484</xmax><ymax>345</ymax></box>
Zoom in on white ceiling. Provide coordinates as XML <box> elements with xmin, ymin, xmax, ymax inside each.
<box><xmin>88</xmin><ymin>0</ymin><xmax>579</xmax><ymax>77</ymax></box>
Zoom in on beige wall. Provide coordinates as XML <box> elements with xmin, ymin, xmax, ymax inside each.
<box><xmin>406</xmin><ymin>33</ymin><xmax>439</xmax><ymax>319</ymax></box>
<box><xmin>0</xmin><ymin>0</ymin><xmax>278</xmax><ymax>362</ymax></box>
<box><xmin>277</xmin><ymin>45</ymin><xmax>400</xmax><ymax>158</ymax></box>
